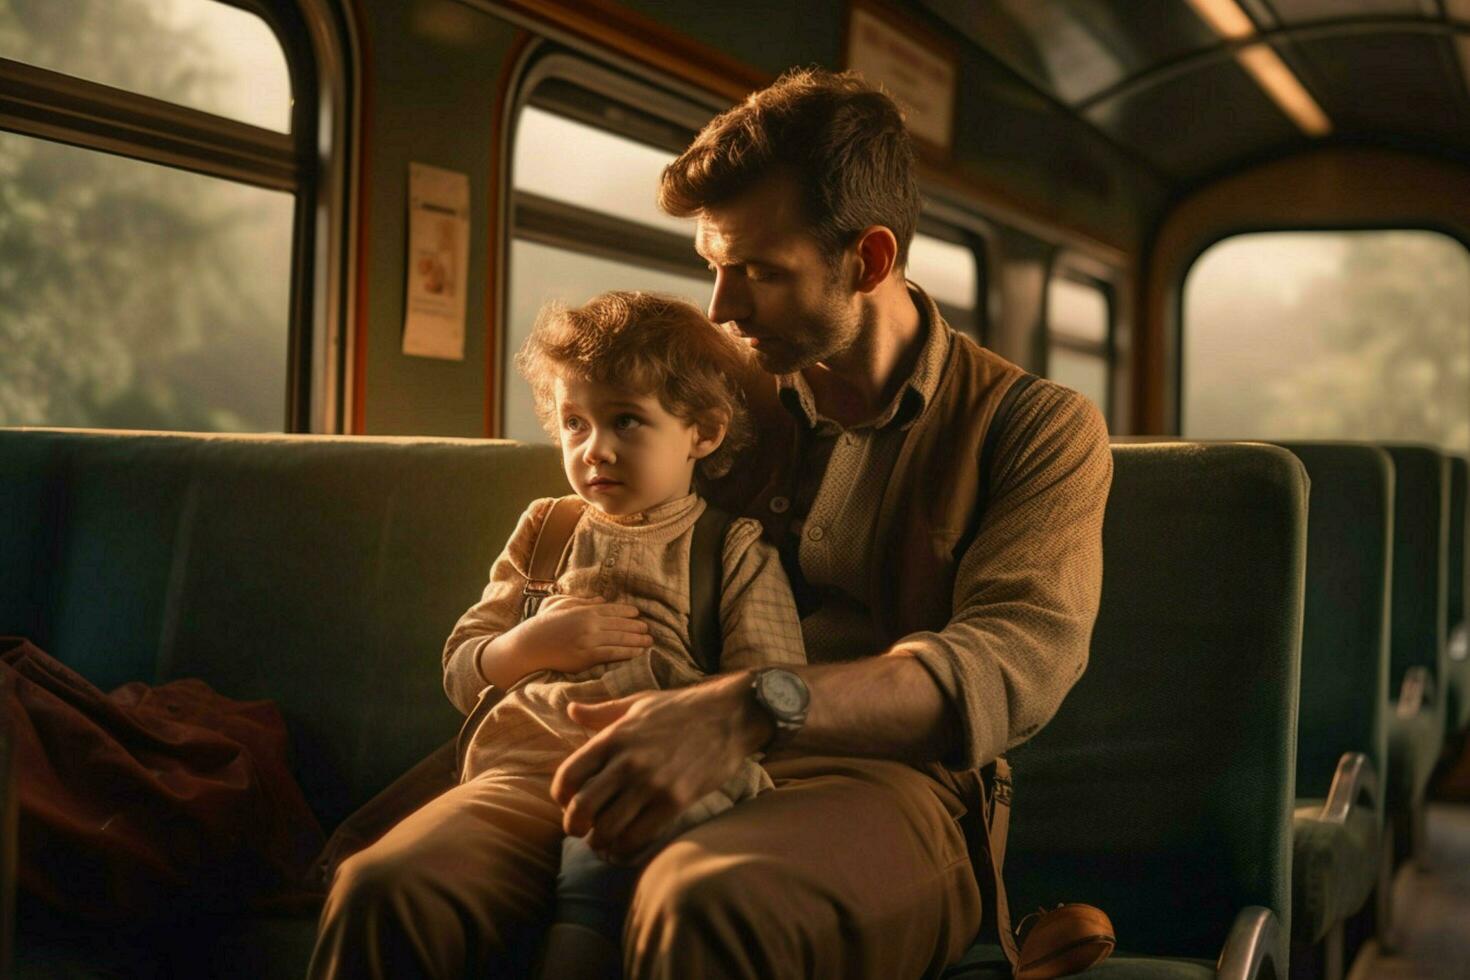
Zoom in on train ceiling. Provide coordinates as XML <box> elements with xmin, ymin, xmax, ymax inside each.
<box><xmin>917</xmin><ymin>0</ymin><xmax>1470</xmax><ymax>184</ymax></box>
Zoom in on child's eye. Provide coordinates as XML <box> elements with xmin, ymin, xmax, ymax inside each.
<box><xmin>562</xmin><ymin>416</ymin><xmax>584</xmax><ymax>432</ymax></box>
<box><xmin>614</xmin><ymin>414</ymin><xmax>642</xmax><ymax>431</ymax></box>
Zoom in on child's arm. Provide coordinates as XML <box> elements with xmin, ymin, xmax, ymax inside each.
<box><xmin>714</xmin><ymin>517</ymin><xmax>807</xmax><ymax>671</ymax></box>
<box><xmin>442</xmin><ymin>498</ymin><xmax>652</xmax><ymax>714</ymax></box>
<box><xmin>476</xmin><ymin>594</ymin><xmax>650</xmax><ymax>690</ymax></box>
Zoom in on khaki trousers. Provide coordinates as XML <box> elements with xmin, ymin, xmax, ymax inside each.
<box><xmin>307</xmin><ymin>755</ymin><xmax>982</xmax><ymax>979</ymax></box>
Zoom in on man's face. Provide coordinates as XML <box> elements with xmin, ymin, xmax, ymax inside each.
<box><xmin>695</xmin><ymin>174</ymin><xmax>861</xmax><ymax>375</ymax></box>
<box><xmin>553</xmin><ymin>375</ymin><xmax>706</xmax><ymax>517</ymax></box>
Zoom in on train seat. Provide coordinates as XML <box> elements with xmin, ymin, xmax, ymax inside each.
<box><xmin>1275</xmin><ymin>443</ymin><xmax>1392</xmax><ymax>952</ymax></box>
<box><xmin>1</xmin><ymin>428</ymin><xmax>568</xmax><ymax>977</ymax></box>
<box><xmin>944</xmin><ymin>442</ymin><xmax>1308</xmax><ymax>979</ymax></box>
<box><xmin>1445</xmin><ymin>456</ymin><xmax>1468</xmax><ymax>738</ymax></box>
<box><xmin>1379</xmin><ymin>444</ymin><xmax>1451</xmax><ymax>864</ymax></box>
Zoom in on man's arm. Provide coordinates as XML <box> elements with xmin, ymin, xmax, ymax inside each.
<box><xmin>556</xmin><ymin>382</ymin><xmax>1111</xmax><ymax>855</ymax></box>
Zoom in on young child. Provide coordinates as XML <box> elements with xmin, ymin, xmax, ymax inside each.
<box><xmin>440</xmin><ymin>290</ymin><xmax>805</xmax><ymax>976</ymax></box>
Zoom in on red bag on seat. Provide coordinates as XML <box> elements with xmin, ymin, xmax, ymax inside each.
<box><xmin>1</xmin><ymin>637</ymin><xmax>324</xmax><ymax>922</ymax></box>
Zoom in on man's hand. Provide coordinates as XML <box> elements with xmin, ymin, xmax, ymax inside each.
<box><xmin>551</xmin><ymin>672</ymin><xmax>774</xmax><ymax>861</ymax></box>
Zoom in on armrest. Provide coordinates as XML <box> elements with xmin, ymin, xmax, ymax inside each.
<box><xmin>1216</xmin><ymin>906</ymin><xmax>1284</xmax><ymax>980</ymax></box>
<box><xmin>1396</xmin><ymin>666</ymin><xmax>1435</xmax><ymax>719</ymax></box>
<box><xmin>1318</xmin><ymin>751</ymin><xmax>1379</xmax><ymax>824</ymax></box>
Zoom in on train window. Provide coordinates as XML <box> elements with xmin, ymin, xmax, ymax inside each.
<box><xmin>0</xmin><ymin>131</ymin><xmax>293</xmax><ymax>429</ymax></box>
<box><xmin>503</xmin><ymin>64</ymin><xmax>713</xmax><ymax>443</ymax></box>
<box><xmin>1046</xmin><ymin>273</ymin><xmax>1111</xmax><ymax>412</ymax></box>
<box><xmin>0</xmin><ymin>0</ymin><xmax>292</xmax><ymax>132</ymax></box>
<box><xmin>1182</xmin><ymin>230</ymin><xmax>1470</xmax><ymax>451</ymax></box>
<box><xmin>0</xmin><ymin>0</ymin><xmax>351</xmax><ymax>433</ymax></box>
<box><xmin>908</xmin><ymin>230</ymin><xmax>982</xmax><ymax>340</ymax></box>
<box><xmin>502</xmin><ymin>58</ymin><xmax>986</xmax><ymax>439</ymax></box>
<box><xmin>514</xmin><ymin>106</ymin><xmax>694</xmax><ymax>239</ymax></box>
<box><xmin>503</xmin><ymin>241</ymin><xmax>712</xmax><ymax>443</ymax></box>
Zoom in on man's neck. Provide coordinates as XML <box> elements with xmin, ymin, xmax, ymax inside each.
<box><xmin>802</xmin><ymin>280</ymin><xmax>923</xmax><ymax>428</ymax></box>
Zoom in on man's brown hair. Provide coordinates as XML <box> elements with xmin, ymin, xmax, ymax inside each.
<box><xmin>516</xmin><ymin>291</ymin><xmax>753</xmax><ymax>481</ymax></box>
<box><xmin>659</xmin><ymin>67</ymin><xmax>920</xmax><ymax>266</ymax></box>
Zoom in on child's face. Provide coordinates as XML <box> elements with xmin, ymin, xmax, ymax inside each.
<box><xmin>553</xmin><ymin>375</ymin><xmax>719</xmax><ymax>517</ymax></box>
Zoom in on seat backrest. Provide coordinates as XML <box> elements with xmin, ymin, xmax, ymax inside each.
<box><xmin>1379</xmin><ymin>444</ymin><xmax>1449</xmax><ymax>720</ymax></box>
<box><xmin>0</xmin><ymin>429</ymin><xmax>567</xmax><ymax>828</ymax></box>
<box><xmin>1277</xmin><ymin>443</ymin><xmax>1391</xmax><ymax>813</ymax></box>
<box><xmin>1004</xmin><ymin>442</ymin><xmax>1306</xmax><ymax>960</ymax></box>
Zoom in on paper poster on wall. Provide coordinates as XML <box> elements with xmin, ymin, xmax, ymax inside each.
<box><xmin>402</xmin><ymin>162</ymin><xmax>470</xmax><ymax>360</ymax></box>
<box><xmin>845</xmin><ymin>2</ymin><xmax>957</xmax><ymax>155</ymax></box>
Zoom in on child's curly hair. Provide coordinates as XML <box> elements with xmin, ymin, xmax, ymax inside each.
<box><xmin>516</xmin><ymin>291</ymin><xmax>754</xmax><ymax>482</ymax></box>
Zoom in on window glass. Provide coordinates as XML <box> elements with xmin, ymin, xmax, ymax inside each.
<box><xmin>513</xmin><ymin>106</ymin><xmax>694</xmax><ymax>238</ymax></box>
<box><xmin>1049</xmin><ymin>348</ymin><xmax>1109</xmax><ymax>411</ymax></box>
<box><xmin>1183</xmin><ymin>230</ymin><xmax>1470</xmax><ymax>450</ymax></box>
<box><xmin>0</xmin><ymin>0</ymin><xmax>293</xmax><ymax>132</ymax></box>
<box><xmin>0</xmin><ymin>131</ymin><xmax>294</xmax><ymax>430</ymax></box>
<box><xmin>908</xmin><ymin>232</ymin><xmax>977</xmax><ymax>311</ymax></box>
<box><xmin>1049</xmin><ymin>275</ymin><xmax>1109</xmax><ymax>344</ymax></box>
<box><xmin>503</xmin><ymin>239</ymin><xmax>711</xmax><ymax>443</ymax></box>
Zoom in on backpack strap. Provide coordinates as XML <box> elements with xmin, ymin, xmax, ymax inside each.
<box><xmin>981</xmin><ymin>758</ymin><xmax>1021</xmax><ymax>966</ymax></box>
<box><xmin>977</xmin><ymin>372</ymin><xmax>1039</xmax><ymax>516</ymax></box>
<box><xmin>688</xmin><ymin>503</ymin><xmax>734</xmax><ymax>675</ymax></box>
<box><xmin>457</xmin><ymin>495</ymin><xmax>587</xmax><ymax>778</ymax></box>
<box><xmin>974</xmin><ymin>371</ymin><xmax>1036</xmax><ymax>970</ymax></box>
<box><xmin>521</xmin><ymin>496</ymin><xmax>586</xmax><ymax>620</ymax></box>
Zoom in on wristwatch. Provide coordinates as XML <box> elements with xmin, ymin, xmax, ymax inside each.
<box><xmin>751</xmin><ymin>667</ymin><xmax>810</xmax><ymax>752</ymax></box>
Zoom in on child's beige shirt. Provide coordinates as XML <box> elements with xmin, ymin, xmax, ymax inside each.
<box><xmin>443</xmin><ymin>493</ymin><xmax>805</xmax><ymax>824</ymax></box>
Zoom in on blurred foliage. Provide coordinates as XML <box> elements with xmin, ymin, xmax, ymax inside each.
<box><xmin>1186</xmin><ymin>231</ymin><xmax>1470</xmax><ymax>452</ymax></box>
<box><xmin>0</xmin><ymin>0</ymin><xmax>292</xmax><ymax>430</ymax></box>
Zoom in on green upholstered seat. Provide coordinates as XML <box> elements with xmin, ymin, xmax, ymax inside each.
<box><xmin>952</xmin><ymin>443</ymin><xmax>1306</xmax><ymax>971</ymax></box>
<box><xmin>0</xmin><ymin>429</ymin><xmax>567</xmax><ymax>830</ymax></box>
<box><xmin>1378</xmin><ymin>445</ymin><xmax>1449</xmax><ymax>814</ymax></box>
<box><xmin>1445</xmin><ymin>457</ymin><xmax>1468</xmax><ymax>736</ymax></box>
<box><xmin>1275</xmin><ymin>443</ymin><xmax>1391</xmax><ymax>943</ymax></box>
<box><xmin>1290</xmin><ymin>799</ymin><xmax>1380</xmax><ymax>946</ymax></box>
<box><xmin>1</xmin><ymin>429</ymin><xmax>569</xmax><ymax>978</ymax></box>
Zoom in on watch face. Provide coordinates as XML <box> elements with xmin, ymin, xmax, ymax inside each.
<box><xmin>760</xmin><ymin>670</ymin><xmax>807</xmax><ymax>716</ymax></box>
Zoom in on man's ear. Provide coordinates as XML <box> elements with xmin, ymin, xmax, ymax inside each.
<box><xmin>853</xmin><ymin>225</ymin><xmax>900</xmax><ymax>293</ymax></box>
<box><xmin>689</xmin><ymin>412</ymin><xmax>729</xmax><ymax>460</ymax></box>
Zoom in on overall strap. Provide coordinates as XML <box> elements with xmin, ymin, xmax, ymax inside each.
<box><xmin>688</xmin><ymin>503</ymin><xmax>733</xmax><ymax>674</ymax></box>
<box><xmin>521</xmin><ymin>496</ymin><xmax>586</xmax><ymax>620</ymax></box>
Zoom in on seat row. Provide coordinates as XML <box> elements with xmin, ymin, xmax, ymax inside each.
<box><xmin>945</xmin><ymin>441</ymin><xmax>1469</xmax><ymax>980</ymax></box>
<box><xmin>0</xmin><ymin>429</ymin><xmax>1465</xmax><ymax>978</ymax></box>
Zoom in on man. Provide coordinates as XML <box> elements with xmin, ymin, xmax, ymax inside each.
<box><xmin>312</xmin><ymin>68</ymin><xmax>1109</xmax><ymax>979</ymax></box>
<box><xmin>550</xmin><ymin>68</ymin><xmax>1111</xmax><ymax>977</ymax></box>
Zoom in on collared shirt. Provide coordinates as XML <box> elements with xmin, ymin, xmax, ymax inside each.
<box><xmin>769</xmin><ymin>286</ymin><xmax>952</xmax><ymax>664</ymax></box>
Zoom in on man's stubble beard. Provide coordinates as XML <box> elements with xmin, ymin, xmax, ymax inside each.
<box><xmin>755</xmin><ymin>289</ymin><xmax>863</xmax><ymax>376</ymax></box>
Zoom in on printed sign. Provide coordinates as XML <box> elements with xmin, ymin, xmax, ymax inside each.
<box><xmin>845</xmin><ymin>3</ymin><xmax>958</xmax><ymax>154</ymax></box>
<box><xmin>402</xmin><ymin>162</ymin><xmax>470</xmax><ymax>360</ymax></box>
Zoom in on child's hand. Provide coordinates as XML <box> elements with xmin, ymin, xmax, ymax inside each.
<box><xmin>522</xmin><ymin>595</ymin><xmax>653</xmax><ymax>673</ymax></box>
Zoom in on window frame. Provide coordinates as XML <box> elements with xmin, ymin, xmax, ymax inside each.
<box><xmin>0</xmin><ymin>0</ymin><xmax>359</xmax><ymax>433</ymax></box>
<box><xmin>496</xmin><ymin>48</ymin><xmax>726</xmax><ymax>436</ymax></box>
<box><xmin>1044</xmin><ymin>252</ymin><xmax>1117</xmax><ymax>419</ymax></box>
